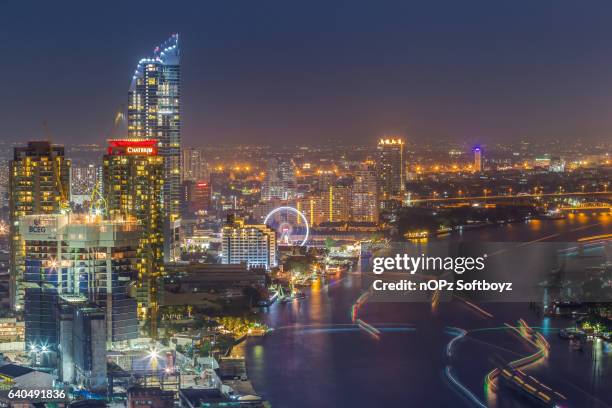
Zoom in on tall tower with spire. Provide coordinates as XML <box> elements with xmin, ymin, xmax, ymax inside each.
<box><xmin>128</xmin><ymin>34</ymin><xmax>181</xmax><ymax>261</ymax></box>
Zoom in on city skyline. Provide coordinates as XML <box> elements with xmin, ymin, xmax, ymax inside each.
<box><xmin>0</xmin><ymin>4</ymin><xmax>610</xmax><ymax>407</ymax></box>
<box><xmin>3</xmin><ymin>1</ymin><xmax>612</xmax><ymax>146</ymax></box>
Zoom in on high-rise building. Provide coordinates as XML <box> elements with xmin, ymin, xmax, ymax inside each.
<box><xmin>328</xmin><ymin>185</ymin><xmax>351</xmax><ymax>223</ymax></box>
<box><xmin>128</xmin><ymin>34</ymin><xmax>181</xmax><ymax>261</ymax></box>
<box><xmin>9</xmin><ymin>141</ymin><xmax>70</xmax><ymax>311</ymax></box>
<box><xmin>317</xmin><ymin>170</ymin><xmax>337</xmax><ymax>192</ymax></box>
<box><xmin>71</xmin><ymin>164</ymin><xmax>100</xmax><ymax>206</ymax></box>
<box><xmin>296</xmin><ymin>195</ymin><xmax>328</xmax><ymax>227</ymax></box>
<box><xmin>295</xmin><ymin>185</ymin><xmax>352</xmax><ymax>226</ymax></box>
<box><xmin>73</xmin><ymin>306</ymin><xmax>107</xmax><ymax>391</ymax></box>
<box><xmin>181</xmin><ymin>147</ymin><xmax>209</xmax><ymax>182</ymax></box>
<box><xmin>71</xmin><ymin>164</ymin><xmax>99</xmax><ymax>195</ymax></box>
<box><xmin>261</xmin><ymin>158</ymin><xmax>296</xmax><ymax>201</ymax></box>
<box><xmin>352</xmin><ymin>162</ymin><xmax>379</xmax><ymax>223</ymax></box>
<box><xmin>221</xmin><ymin>215</ymin><xmax>277</xmax><ymax>269</ymax></box>
<box><xmin>58</xmin><ymin>300</ymin><xmax>107</xmax><ymax>391</ymax></box>
<box><xmin>376</xmin><ymin>138</ymin><xmax>405</xmax><ymax>199</ymax></box>
<box><xmin>181</xmin><ymin>180</ymin><xmax>211</xmax><ymax>217</ymax></box>
<box><xmin>103</xmin><ymin>139</ymin><xmax>164</xmax><ymax>338</ymax></box>
<box><xmin>20</xmin><ymin>214</ymin><xmax>140</xmax><ymax>350</ymax></box>
<box><xmin>473</xmin><ymin>146</ymin><xmax>483</xmax><ymax>172</ymax></box>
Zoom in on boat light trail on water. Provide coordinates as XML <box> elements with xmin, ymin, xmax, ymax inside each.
<box><xmin>454</xmin><ymin>295</ymin><xmax>494</xmax><ymax>319</ymax></box>
<box><xmin>445</xmin><ymin>327</ymin><xmax>467</xmax><ymax>357</ymax></box>
<box><xmin>485</xmin><ymin>320</ymin><xmax>550</xmax><ymax>392</ymax></box>
<box><xmin>270</xmin><ymin>322</ymin><xmax>414</xmax><ymax>336</ymax></box>
<box><xmin>445</xmin><ymin>366</ymin><xmax>488</xmax><ymax>408</ymax></box>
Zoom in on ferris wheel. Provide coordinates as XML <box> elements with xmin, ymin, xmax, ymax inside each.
<box><xmin>264</xmin><ymin>206</ymin><xmax>309</xmax><ymax>246</ymax></box>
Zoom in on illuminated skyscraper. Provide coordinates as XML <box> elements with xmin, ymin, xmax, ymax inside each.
<box><xmin>9</xmin><ymin>141</ymin><xmax>70</xmax><ymax>311</ymax></box>
<box><xmin>103</xmin><ymin>139</ymin><xmax>164</xmax><ymax>338</ymax></box>
<box><xmin>376</xmin><ymin>138</ymin><xmax>405</xmax><ymax>199</ymax></box>
<box><xmin>181</xmin><ymin>147</ymin><xmax>209</xmax><ymax>182</ymax></box>
<box><xmin>352</xmin><ymin>162</ymin><xmax>379</xmax><ymax>223</ymax></box>
<box><xmin>473</xmin><ymin>146</ymin><xmax>483</xmax><ymax>172</ymax></box>
<box><xmin>128</xmin><ymin>34</ymin><xmax>181</xmax><ymax>261</ymax></box>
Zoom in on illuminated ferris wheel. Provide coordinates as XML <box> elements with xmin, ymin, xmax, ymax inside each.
<box><xmin>264</xmin><ymin>206</ymin><xmax>309</xmax><ymax>246</ymax></box>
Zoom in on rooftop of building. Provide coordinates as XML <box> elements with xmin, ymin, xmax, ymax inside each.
<box><xmin>0</xmin><ymin>363</ymin><xmax>34</xmax><ymax>378</ymax></box>
<box><xmin>127</xmin><ymin>386</ymin><xmax>175</xmax><ymax>398</ymax></box>
<box><xmin>179</xmin><ymin>388</ymin><xmax>228</xmax><ymax>404</ymax></box>
<box><xmin>69</xmin><ymin>399</ymin><xmax>108</xmax><ymax>408</ymax></box>
<box><xmin>13</xmin><ymin>140</ymin><xmax>65</xmax><ymax>160</ymax></box>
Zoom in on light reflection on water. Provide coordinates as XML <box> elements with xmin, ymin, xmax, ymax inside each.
<box><xmin>246</xmin><ymin>214</ymin><xmax>611</xmax><ymax>408</ymax></box>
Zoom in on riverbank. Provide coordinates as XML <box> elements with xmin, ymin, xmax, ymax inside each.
<box><xmin>244</xmin><ymin>216</ymin><xmax>611</xmax><ymax>407</ymax></box>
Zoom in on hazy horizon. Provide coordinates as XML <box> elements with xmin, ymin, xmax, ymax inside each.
<box><xmin>2</xmin><ymin>1</ymin><xmax>612</xmax><ymax>146</ymax></box>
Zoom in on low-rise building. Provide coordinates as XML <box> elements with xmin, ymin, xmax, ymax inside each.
<box><xmin>0</xmin><ymin>363</ymin><xmax>54</xmax><ymax>389</ymax></box>
<box><xmin>127</xmin><ymin>387</ymin><xmax>175</xmax><ymax>408</ymax></box>
<box><xmin>0</xmin><ymin>318</ymin><xmax>25</xmax><ymax>342</ymax></box>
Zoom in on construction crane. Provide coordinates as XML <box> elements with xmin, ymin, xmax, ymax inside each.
<box><xmin>43</xmin><ymin>121</ymin><xmax>71</xmax><ymax>213</ymax></box>
<box><xmin>89</xmin><ymin>179</ymin><xmax>108</xmax><ymax>217</ymax></box>
<box><xmin>111</xmin><ymin>104</ymin><xmax>126</xmax><ymax>138</ymax></box>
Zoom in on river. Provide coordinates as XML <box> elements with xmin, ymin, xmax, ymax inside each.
<box><xmin>245</xmin><ymin>213</ymin><xmax>611</xmax><ymax>407</ymax></box>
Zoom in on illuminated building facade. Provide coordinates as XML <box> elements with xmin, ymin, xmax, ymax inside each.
<box><xmin>474</xmin><ymin>146</ymin><xmax>483</xmax><ymax>172</ymax></box>
<box><xmin>128</xmin><ymin>34</ymin><xmax>181</xmax><ymax>261</ymax></box>
<box><xmin>9</xmin><ymin>141</ymin><xmax>70</xmax><ymax>311</ymax></box>
<box><xmin>181</xmin><ymin>180</ymin><xmax>211</xmax><ymax>216</ymax></box>
<box><xmin>0</xmin><ymin>318</ymin><xmax>25</xmax><ymax>342</ymax></box>
<box><xmin>71</xmin><ymin>164</ymin><xmax>100</xmax><ymax>205</ymax></box>
<box><xmin>261</xmin><ymin>158</ymin><xmax>296</xmax><ymax>201</ymax></box>
<box><xmin>181</xmin><ymin>147</ymin><xmax>209</xmax><ymax>182</ymax></box>
<box><xmin>295</xmin><ymin>185</ymin><xmax>352</xmax><ymax>226</ymax></box>
<box><xmin>221</xmin><ymin>215</ymin><xmax>277</xmax><ymax>269</ymax></box>
<box><xmin>376</xmin><ymin>138</ymin><xmax>405</xmax><ymax>198</ymax></box>
<box><xmin>317</xmin><ymin>170</ymin><xmax>337</xmax><ymax>192</ymax></box>
<box><xmin>20</xmin><ymin>214</ymin><xmax>140</xmax><ymax>350</ymax></box>
<box><xmin>103</xmin><ymin>140</ymin><xmax>164</xmax><ymax>338</ymax></box>
<box><xmin>352</xmin><ymin>162</ymin><xmax>379</xmax><ymax>223</ymax></box>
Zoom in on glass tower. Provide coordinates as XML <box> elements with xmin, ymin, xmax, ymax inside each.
<box><xmin>128</xmin><ymin>34</ymin><xmax>181</xmax><ymax>261</ymax></box>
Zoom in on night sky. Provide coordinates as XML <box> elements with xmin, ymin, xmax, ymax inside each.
<box><xmin>2</xmin><ymin>0</ymin><xmax>612</xmax><ymax>146</ymax></box>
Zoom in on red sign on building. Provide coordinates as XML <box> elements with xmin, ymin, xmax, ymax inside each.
<box><xmin>107</xmin><ymin>139</ymin><xmax>158</xmax><ymax>156</ymax></box>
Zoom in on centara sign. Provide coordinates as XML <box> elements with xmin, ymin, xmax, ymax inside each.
<box><xmin>108</xmin><ymin>140</ymin><xmax>158</xmax><ymax>156</ymax></box>
<box><xmin>126</xmin><ymin>146</ymin><xmax>155</xmax><ymax>155</ymax></box>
